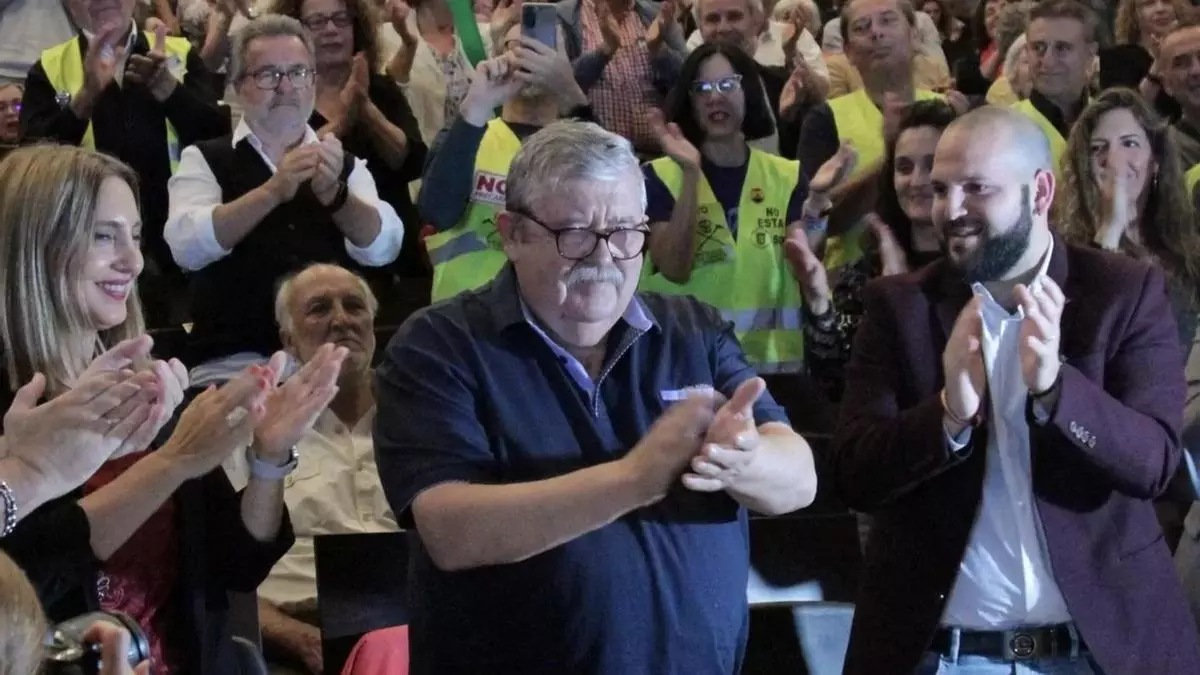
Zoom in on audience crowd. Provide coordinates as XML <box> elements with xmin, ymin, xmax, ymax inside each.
<box><xmin>5</xmin><ymin>0</ymin><xmax>1200</xmax><ymax>672</ymax></box>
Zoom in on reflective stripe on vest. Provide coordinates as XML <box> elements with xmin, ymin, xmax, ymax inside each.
<box><xmin>40</xmin><ymin>33</ymin><xmax>191</xmax><ymax>172</ymax></box>
<box><xmin>1012</xmin><ymin>98</ymin><xmax>1069</xmax><ymax>174</ymax></box>
<box><xmin>426</xmin><ymin>118</ymin><xmax>521</xmax><ymax>302</ymax></box>
<box><xmin>641</xmin><ymin>150</ymin><xmax>805</xmax><ymax>373</ymax></box>
<box><xmin>825</xmin><ymin>88</ymin><xmax>940</xmax><ymax>270</ymax></box>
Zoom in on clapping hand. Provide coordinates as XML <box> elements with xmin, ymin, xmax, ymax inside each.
<box><xmin>941</xmin><ymin>296</ymin><xmax>987</xmax><ymax>428</ymax></box>
<box><xmin>681</xmin><ymin>377</ymin><xmax>767</xmax><ymax>493</ymax></box>
<box><xmin>311</xmin><ymin>134</ymin><xmax>347</xmax><ymax>206</ymax></box>
<box><xmin>460</xmin><ymin>55</ymin><xmax>525</xmax><ymax>125</ymax></box>
<box><xmin>867</xmin><ymin>214</ymin><xmax>909</xmax><ymax>276</ymax></box>
<box><xmin>3</xmin><ymin>367</ymin><xmax>158</xmax><ymax>500</ymax></box>
<box><xmin>1015</xmin><ymin>277</ymin><xmax>1066</xmax><ymax>396</ymax></box>
<box><xmin>646</xmin><ymin>0</ymin><xmax>676</xmax><ymax>53</ymax></box>
<box><xmin>649</xmin><ymin>108</ymin><xmax>700</xmax><ymax>171</ymax></box>
<box><xmin>125</xmin><ymin>24</ymin><xmax>178</xmax><ymax>102</ymax></box>
<box><xmin>783</xmin><ymin>227</ymin><xmax>832</xmax><ymax>315</ymax></box>
<box><xmin>157</xmin><ymin>366</ymin><xmax>272</xmax><ymax>479</ymax></box>
<box><xmin>82</xmin><ymin>22</ymin><xmax>130</xmax><ymax>97</ymax></box>
<box><xmin>252</xmin><ymin>344</ymin><xmax>347</xmax><ymax>462</ymax></box>
<box><xmin>391</xmin><ymin>0</ymin><xmax>418</xmax><ymax>46</ymax></box>
<box><xmin>1096</xmin><ymin>166</ymin><xmax>1132</xmax><ymax>250</ymax></box>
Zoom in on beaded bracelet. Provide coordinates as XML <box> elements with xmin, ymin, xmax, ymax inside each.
<box><xmin>0</xmin><ymin>480</ymin><xmax>17</xmax><ymax>538</ymax></box>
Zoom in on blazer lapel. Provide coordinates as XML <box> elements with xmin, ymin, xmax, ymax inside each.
<box><xmin>927</xmin><ymin>259</ymin><xmax>972</xmax><ymax>344</ymax></box>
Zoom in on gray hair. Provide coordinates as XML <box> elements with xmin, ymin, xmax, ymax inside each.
<box><xmin>506</xmin><ymin>120</ymin><xmax>646</xmax><ymax>215</ymax></box>
<box><xmin>229</xmin><ymin>14</ymin><xmax>315</xmax><ymax>83</ymax></box>
<box><xmin>274</xmin><ymin>263</ymin><xmax>379</xmax><ymax>336</ymax></box>
<box><xmin>693</xmin><ymin>0</ymin><xmax>766</xmax><ymax>30</ymax></box>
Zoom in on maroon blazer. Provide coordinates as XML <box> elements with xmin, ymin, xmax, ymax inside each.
<box><xmin>829</xmin><ymin>236</ymin><xmax>1200</xmax><ymax>674</ymax></box>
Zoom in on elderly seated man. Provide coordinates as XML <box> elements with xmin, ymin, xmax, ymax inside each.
<box><xmin>226</xmin><ymin>263</ymin><xmax>398</xmax><ymax>675</ymax></box>
<box><xmin>166</xmin><ymin>14</ymin><xmax>404</xmax><ymax>389</ymax></box>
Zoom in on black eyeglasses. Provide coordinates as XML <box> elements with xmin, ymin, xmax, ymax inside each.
<box><xmin>690</xmin><ymin>74</ymin><xmax>743</xmax><ymax>96</ymax></box>
<box><xmin>511</xmin><ymin>208</ymin><xmax>650</xmax><ymax>261</ymax></box>
<box><xmin>301</xmin><ymin>11</ymin><xmax>354</xmax><ymax>30</ymax></box>
<box><xmin>244</xmin><ymin>66</ymin><xmax>316</xmax><ymax>91</ymax></box>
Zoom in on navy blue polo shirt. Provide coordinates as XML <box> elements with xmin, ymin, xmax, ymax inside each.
<box><xmin>373</xmin><ymin>265</ymin><xmax>790</xmax><ymax>675</ymax></box>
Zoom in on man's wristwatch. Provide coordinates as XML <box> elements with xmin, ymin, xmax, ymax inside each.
<box><xmin>245</xmin><ymin>445</ymin><xmax>299</xmax><ymax>481</ymax></box>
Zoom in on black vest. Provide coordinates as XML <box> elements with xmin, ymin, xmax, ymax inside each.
<box><xmin>186</xmin><ymin>135</ymin><xmax>357</xmax><ymax>364</ymax></box>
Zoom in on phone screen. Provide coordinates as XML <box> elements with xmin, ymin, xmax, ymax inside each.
<box><xmin>521</xmin><ymin>2</ymin><xmax>559</xmax><ymax>50</ymax></box>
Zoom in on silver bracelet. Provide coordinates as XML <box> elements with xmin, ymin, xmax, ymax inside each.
<box><xmin>0</xmin><ymin>480</ymin><xmax>17</xmax><ymax>538</ymax></box>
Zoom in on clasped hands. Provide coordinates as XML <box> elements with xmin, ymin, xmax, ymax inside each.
<box><xmin>627</xmin><ymin>377</ymin><xmax>769</xmax><ymax>502</ymax></box>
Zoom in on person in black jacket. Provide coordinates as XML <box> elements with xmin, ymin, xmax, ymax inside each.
<box><xmin>19</xmin><ymin>0</ymin><xmax>230</xmax><ymax>329</ymax></box>
<box><xmin>0</xmin><ymin>144</ymin><xmax>347</xmax><ymax>675</ymax></box>
<box><xmin>271</xmin><ymin>0</ymin><xmax>431</xmax><ymax>324</ymax></box>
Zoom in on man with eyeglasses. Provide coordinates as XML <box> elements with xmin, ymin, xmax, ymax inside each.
<box><xmin>419</xmin><ymin>21</ymin><xmax>594</xmax><ymax>302</ymax></box>
<box><xmin>165</xmin><ymin>14</ymin><xmax>403</xmax><ymax>388</ymax></box>
<box><xmin>376</xmin><ymin>119</ymin><xmax>818</xmax><ymax>675</ymax></box>
<box><xmin>20</xmin><ymin>0</ymin><xmax>229</xmax><ymax>329</ymax></box>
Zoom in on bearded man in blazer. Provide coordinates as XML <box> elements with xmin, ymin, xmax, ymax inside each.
<box><xmin>828</xmin><ymin>105</ymin><xmax>1200</xmax><ymax>674</ymax></box>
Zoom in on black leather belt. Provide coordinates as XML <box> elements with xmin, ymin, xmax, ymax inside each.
<box><xmin>930</xmin><ymin>624</ymin><xmax>1086</xmax><ymax>661</ymax></box>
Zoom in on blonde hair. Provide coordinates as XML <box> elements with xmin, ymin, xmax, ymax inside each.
<box><xmin>1115</xmin><ymin>0</ymin><xmax>1193</xmax><ymax>45</ymax></box>
<box><xmin>0</xmin><ymin>551</ymin><xmax>46</xmax><ymax>675</ymax></box>
<box><xmin>0</xmin><ymin>145</ymin><xmax>146</xmax><ymax>396</ymax></box>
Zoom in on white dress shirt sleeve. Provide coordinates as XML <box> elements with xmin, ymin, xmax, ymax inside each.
<box><xmin>343</xmin><ymin>156</ymin><xmax>405</xmax><ymax>267</ymax></box>
<box><xmin>165</xmin><ymin>145</ymin><xmax>232</xmax><ymax>272</ymax></box>
<box><xmin>945</xmin><ymin>423</ymin><xmax>973</xmax><ymax>453</ymax></box>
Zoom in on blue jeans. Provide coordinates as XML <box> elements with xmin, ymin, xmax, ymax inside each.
<box><xmin>916</xmin><ymin>652</ymin><xmax>1103</xmax><ymax>674</ymax></box>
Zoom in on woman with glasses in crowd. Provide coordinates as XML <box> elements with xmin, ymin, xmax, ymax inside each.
<box><xmin>641</xmin><ymin>43</ymin><xmax>853</xmax><ymax>428</ymax></box>
<box><xmin>273</xmin><ymin>0</ymin><xmax>431</xmax><ymax>320</ymax></box>
<box><xmin>0</xmin><ymin>145</ymin><xmax>346</xmax><ymax>674</ymax></box>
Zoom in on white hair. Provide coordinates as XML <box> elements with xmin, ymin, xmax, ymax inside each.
<box><xmin>506</xmin><ymin>120</ymin><xmax>647</xmax><ymax>215</ymax></box>
<box><xmin>692</xmin><ymin>0</ymin><xmax>766</xmax><ymax>29</ymax></box>
<box><xmin>274</xmin><ymin>263</ymin><xmax>379</xmax><ymax>337</ymax></box>
<box><xmin>229</xmin><ymin>14</ymin><xmax>315</xmax><ymax>82</ymax></box>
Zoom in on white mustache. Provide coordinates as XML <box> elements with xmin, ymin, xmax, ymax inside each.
<box><xmin>565</xmin><ymin>265</ymin><xmax>624</xmax><ymax>288</ymax></box>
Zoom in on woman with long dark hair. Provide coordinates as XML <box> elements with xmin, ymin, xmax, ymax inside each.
<box><xmin>1058</xmin><ymin>87</ymin><xmax>1200</xmax><ymax>351</ymax></box>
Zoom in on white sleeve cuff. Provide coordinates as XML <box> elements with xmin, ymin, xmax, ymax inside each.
<box><xmin>166</xmin><ymin>145</ymin><xmax>233</xmax><ymax>271</ymax></box>
<box><xmin>944</xmin><ymin>424</ymin><xmax>972</xmax><ymax>453</ymax></box>
<box><xmin>343</xmin><ymin>157</ymin><xmax>405</xmax><ymax>267</ymax></box>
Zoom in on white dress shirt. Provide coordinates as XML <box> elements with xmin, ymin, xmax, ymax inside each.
<box><xmin>685</xmin><ymin>24</ymin><xmax>829</xmax><ymax>80</ymax></box>
<box><xmin>941</xmin><ymin>237</ymin><xmax>1073</xmax><ymax>630</ymax></box>
<box><xmin>164</xmin><ymin>118</ymin><xmax>405</xmax><ymax>273</ymax></box>
<box><xmin>224</xmin><ymin>406</ymin><xmax>398</xmax><ymax>611</ymax></box>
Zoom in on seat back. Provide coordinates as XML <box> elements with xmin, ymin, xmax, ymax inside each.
<box><xmin>315</xmin><ymin>531</ymin><xmax>411</xmax><ymax>673</ymax></box>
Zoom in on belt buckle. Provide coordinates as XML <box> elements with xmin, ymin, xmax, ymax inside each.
<box><xmin>1004</xmin><ymin>630</ymin><xmax>1039</xmax><ymax>660</ymax></box>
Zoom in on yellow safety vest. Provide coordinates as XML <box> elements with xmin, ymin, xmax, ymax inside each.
<box><xmin>40</xmin><ymin>32</ymin><xmax>191</xmax><ymax>172</ymax></box>
<box><xmin>1186</xmin><ymin>163</ymin><xmax>1200</xmax><ymax>199</ymax></box>
<box><xmin>825</xmin><ymin>88</ymin><xmax>940</xmax><ymax>271</ymax></box>
<box><xmin>426</xmin><ymin>119</ymin><xmax>520</xmax><ymax>303</ymax></box>
<box><xmin>641</xmin><ymin>150</ymin><xmax>805</xmax><ymax>374</ymax></box>
<box><xmin>1012</xmin><ymin>98</ymin><xmax>1068</xmax><ymax>175</ymax></box>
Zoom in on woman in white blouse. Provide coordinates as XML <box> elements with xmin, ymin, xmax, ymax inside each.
<box><xmin>377</xmin><ymin>0</ymin><xmax>494</xmax><ymax>148</ymax></box>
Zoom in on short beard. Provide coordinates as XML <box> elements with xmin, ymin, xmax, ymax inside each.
<box><xmin>950</xmin><ymin>185</ymin><xmax>1035</xmax><ymax>284</ymax></box>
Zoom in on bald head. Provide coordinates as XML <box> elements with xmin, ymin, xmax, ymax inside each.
<box><xmin>942</xmin><ymin>105</ymin><xmax>1053</xmax><ymax>174</ymax></box>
